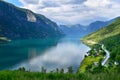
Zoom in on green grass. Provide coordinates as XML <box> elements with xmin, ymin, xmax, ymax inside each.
<box><xmin>79</xmin><ymin>56</ymin><xmax>101</xmax><ymax>73</ymax></box>
<box><xmin>0</xmin><ymin>70</ymin><xmax>119</xmax><ymax>80</ymax></box>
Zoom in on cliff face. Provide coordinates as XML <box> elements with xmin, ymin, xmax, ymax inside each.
<box><xmin>0</xmin><ymin>1</ymin><xmax>64</xmax><ymax>39</ymax></box>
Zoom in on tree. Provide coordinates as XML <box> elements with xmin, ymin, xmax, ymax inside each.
<box><xmin>60</xmin><ymin>68</ymin><xmax>64</xmax><ymax>74</ymax></box>
<box><xmin>56</xmin><ymin>68</ymin><xmax>59</xmax><ymax>73</ymax></box>
<box><xmin>18</xmin><ymin>67</ymin><xmax>26</xmax><ymax>71</ymax></box>
<box><xmin>41</xmin><ymin>67</ymin><xmax>46</xmax><ymax>73</ymax></box>
<box><xmin>68</xmin><ymin>66</ymin><xmax>73</xmax><ymax>73</ymax></box>
<box><xmin>115</xmin><ymin>55</ymin><xmax>120</xmax><ymax>64</ymax></box>
<box><xmin>85</xmin><ymin>64</ymin><xmax>92</xmax><ymax>72</ymax></box>
<box><xmin>99</xmin><ymin>58</ymin><xmax>103</xmax><ymax>67</ymax></box>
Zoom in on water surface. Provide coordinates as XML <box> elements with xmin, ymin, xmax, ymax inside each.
<box><xmin>0</xmin><ymin>37</ymin><xmax>90</xmax><ymax>72</ymax></box>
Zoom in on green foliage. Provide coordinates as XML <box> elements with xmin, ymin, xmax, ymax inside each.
<box><xmin>103</xmin><ymin>34</ymin><xmax>120</xmax><ymax>64</ymax></box>
<box><xmin>79</xmin><ymin>56</ymin><xmax>101</xmax><ymax>73</ymax></box>
<box><xmin>18</xmin><ymin>67</ymin><xmax>26</xmax><ymax>72</ymax></box>
<box><xmin>116</xmin><ymin>55</ymin><xmax>120</xmax><ymax>64</ymax></box>
<box><xmin>0</xmin><ymin>69</ymin><xmax>119</xmax><ymax>80</ymax></box>
<box><xmin>67</xmin><ymin>66</ymin><xmax>73</xmax><ymax>73</ymax></box>
<box><xmin>56</xmin><ymin>68</ymin><xmax>59</xmax><ymax>73</ymax></box>
<box><xmin>60</xmin><ymin>68</ymin><xmax>64</xmax><ymax>74</ymax></box>
<box><xmin>85</xmin><ymin>64</ymin><xmax>92</xmax><ymax>72</ymax></box>
<box><xmin>41</xmin><ymin>67</ymin><xmax>47</xmax><ymax>73</ymax></box>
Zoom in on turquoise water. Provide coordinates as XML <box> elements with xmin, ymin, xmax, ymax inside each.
<box><xmin>0</xmin><ymin>37</ymin><xmax>90</xmax><ymax>72</ymax></box>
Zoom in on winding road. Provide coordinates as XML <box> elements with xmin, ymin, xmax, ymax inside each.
<box><xmin>101</xmin><ymin>44</ymin><xmax>110</xmax><ymax>66</ymax></box>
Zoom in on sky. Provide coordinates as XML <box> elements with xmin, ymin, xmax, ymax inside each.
<box><xmin>5</xmin><ymin>0</ymin><xmax>120</xmax><ymax>25</ymax></box>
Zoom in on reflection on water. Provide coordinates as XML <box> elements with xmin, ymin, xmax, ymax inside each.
<box><xmin>0</xmin><ymin>37</ymin><xmax>90</xmax><ymax>72</ymax></box>
<box><xmin>0</xmin><ymin>38</ymin><xmax>60</xmax><ymax>70</ymax></box>
<box><xmin>12</xmin><ymin>38</ymin><xmax>90</xmax><ymax>72</ymax></box>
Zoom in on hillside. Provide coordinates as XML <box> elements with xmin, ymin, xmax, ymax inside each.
<box><xmin>81</xmin><ymin>17</ymin><xmax>120</xmax><ymax>64</ymax></box>
<box><xmin>0</xmin><ymin>1</ymin><xmax>64</xmax><ymax>40</ymax></box>
<box><xmin>81</xmin><ymin>17</ymin><xmax>120</xmax><ymax>45</ymax></box>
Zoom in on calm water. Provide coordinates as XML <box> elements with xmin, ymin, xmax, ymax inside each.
<box><xmin>0</xmin><ymin>37</ymin><xmax>90</xmax><ymax>72</ymax></box>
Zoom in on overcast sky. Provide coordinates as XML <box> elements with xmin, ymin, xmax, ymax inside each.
<box><xmin>6</xmin><ymin>0</ymin><xmax>120</xmax><ymax>25</ymax></box>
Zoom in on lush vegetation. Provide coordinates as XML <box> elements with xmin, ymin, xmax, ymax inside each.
<box><xmin>79</xmin><ymin>56</ymin><xmax>101</xmax><ymax>73</ymax></box>
<box><xmin>0</xmin><ymin>68</ymin><xmax>119</xmax><ymax>80</ymax></box>
<box><xmin>103</xmin><ymin>34</ymin><xmax>120</xmax><ymax>65</ymax></box>
<box><xmin>79</xmin><ymin>44</ymin><xmax>105</xmax><ymax>73</ymax></box>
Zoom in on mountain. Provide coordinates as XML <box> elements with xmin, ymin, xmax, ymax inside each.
<box><xmin>86</xmin><ymin>18</ymin><xmax>117</xmax><ymax>34</ymax></box>
<box><xmin>81</xmin><ymin>17</ymin><xmax>120</xmax><ymax>63</ymax></box>
<box><xmin>0</xmin><ymin>1</ymin><xmax>64</xmax><ymax>40</ymax></box>
<box><xmin>60</xmin><ymin>18</ymin><xmax>117</xmax><ymax>38</ymax></box>
<box><xmin>59</xmin><ymin>24</ymin><xmax>86</xmax><ymax>37</ymax></box>
<box><xmin>82</xmin><ymin>17</ymin><xmax>120</xmax><ymax>45</ymax></box>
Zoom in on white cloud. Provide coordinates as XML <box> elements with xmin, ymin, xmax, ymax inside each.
<box><xmin>84</xmin><ymin>0</ymin><xmax>111</xmax><ymax>8</ymax></box>
<box><xmin>19</xmin><ymin>0</ymin><xmax>120</xmax><ymax>25</ymax></box>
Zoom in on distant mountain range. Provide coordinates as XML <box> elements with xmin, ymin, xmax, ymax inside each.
<box><xmin>0</xmin><ymin>1</ymin><xmax>64</xmax><ymax>40</ymax></box>
<box><xmin>60</xmin><ymin>17</ymin><xmax>117</xmax><ymax>38</ymax></box>
<box><xmin>59</xmin><ymin>24</ymin><xmax>86</xmax><ymax>37</ymax></box>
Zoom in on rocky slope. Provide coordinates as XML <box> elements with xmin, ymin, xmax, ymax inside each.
<box><xmin>0</xmin><ymin>1</ymin><xmax>64</xmax><ymax>40</ymax></box>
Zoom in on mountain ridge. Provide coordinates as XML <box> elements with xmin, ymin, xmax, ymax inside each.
<box><xmin>0</xmin><ymin>0</ymin><xmax>64</xmax><ymax>40</ymax></box>
<box><xmin>59</xmin><ymin>17</ymin><xmax>118</xmax><ymax>38</ymax></box>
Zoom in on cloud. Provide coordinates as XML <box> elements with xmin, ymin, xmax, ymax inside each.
<box><xmin>84</xmin><ymin>0</ymin><xmax>111</xmax><ymax>8</ymax></box>
<box><xmin>19</xmin><ymin>0</ymin><xmax>120</xmax><ymax>25</ymax></box>
<box><xmin>20</xmin><ymin>0</ymin><xmax>39</xmax><ymax>4</ymax></box>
